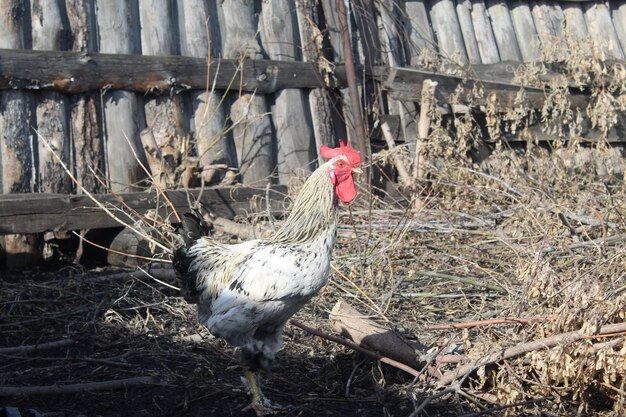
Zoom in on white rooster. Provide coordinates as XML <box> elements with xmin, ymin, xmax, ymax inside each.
<box><xmin>174</xmin><ymin>142</ymin><xmax>362</xmax><ymax>415</ymax></box>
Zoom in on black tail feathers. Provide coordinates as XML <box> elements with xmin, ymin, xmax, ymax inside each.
<box><xmin>174</xmin><ymin>211</ymin><xmax>212</xmax><ymax>303</ymax></box>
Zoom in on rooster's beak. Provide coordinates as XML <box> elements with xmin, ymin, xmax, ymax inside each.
<box><xmin>351</xmin><ymin>167</ymin><xmax>363</xmax><ymax>175</ymax></box>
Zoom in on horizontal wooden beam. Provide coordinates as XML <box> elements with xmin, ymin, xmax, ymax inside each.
<box><xmin>0</xmin><ymin>186</ymin><xmax>289</xmax><ymax>235</ymax></box>
<box><xmin>0</xmin><ymin>49</ymin><xmax>336</xmax><ymax>94</ymax></box>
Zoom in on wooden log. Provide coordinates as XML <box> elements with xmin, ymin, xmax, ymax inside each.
<box><xmin>0</xmin><ymin>0</ymin><xmax>39</xmax><ymax>268</ymax></box>
<box><xmin>178</xmin><ymin>0</ymin><xmax>235</xmax><ymax>185</ymax></box>
<box><xmin>402</xmin><ymin>0</ymin><xmax>437</xmax><ymax>64</ymax></box>
<box><xmin>509</xmin><ymin>0</ymin><xmax>541</xmax><ymax>61</ymax></box>
<box><xmin>95</xmin><ymin>0</ymin><xmax>145</xmax><ymax>192</ymax></box>
<box><xmin>561</xmin><ymin>2</ymin><xmax>588</xmax><ymax>40</ymax></box>
<box><xmin>295</xmin><ymin>0</ymin><xmax>337</xmax><ymax>162</ymax></box>
<box><xmin>65</xmin><ymin>0</ymin><xmax>105</xmax><ymax>195</ymax></box>
<box><xmin>456</xmin><ymin>0</ymin><xmax>482</xmax><ymax>65</ymax></box>
<box><xmin>261</xmin><ymin>0</ymin><xmax>315</xmax><ymax>183</ymax></box>
<box><xmin>139</xmin><ymin>129</ymin><xmax>173</xmax><ymax>188</ymax></box>
<box><xmin>139</xmin><ymin>0</ymin><xmax>185</xmax><ymax>188</ymax></box>
<box><xmin>584</xmin><ymin>2</ymin><xmax>625</xmax><ymax>59</ymax></box>
<box><xmin>0</xmin><ymin>185</ymin><xmax>289</xmax><ymax>235</ymax></box>
<box><xmin>430</xmin><ymin>0</ymin><xmax>469</xmax><ymax>64</ymax></box>
<box><xmin>32</xmin><ymin>0</ymin><xmax>72</xmax><ymax>194</ymax></box>
<box><xmin>0</xmin><ymin>49</ymin><xmax>338</xmax><ymax>94</ymax></box>
<box><xmin>107</xmin><ymin>227</ymin><xmax>154</xmax><ymax>267</ymax></box>
<box><xmin>329</xmin><ymin>300</ymin><xmax>425</xmax><ymax>368</ymax></box>
<box><xmin>486</xmin><ymin>0</ymin><xmax>523</xmax><ymax>61</ymax></box>
<box><xmin>221</xmin><ymin>0</ymin><xmax>274</xmax><ymax>184</ymax></box>
<box><xmin>614</xmin><ymin>2</ymin><xmax>626</xmax><ymax>55</ymax></box>
<box><xmin>471</xmin><ymin>0</ymin><xmax>500</xmax><ymax>64</ymax></box>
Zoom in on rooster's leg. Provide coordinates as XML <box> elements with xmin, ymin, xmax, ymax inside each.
<box><xmin>242</xmin><ymin>368</ymin><xmax>287</xmax><ymax>416</ymax></box>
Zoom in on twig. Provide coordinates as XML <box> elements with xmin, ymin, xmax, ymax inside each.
<box><xmin>428</xmin><ymin>316</ymin><xmax>547</xmax><ymax>330</ymax></box>
<box><xmin>437</xmin><ymin>321</ymin><xmax>626</xmax><ymax>386</ymax></box>
<box><xmin>0</xmin><ymin>376</ymin><xmax>161</xmax><ymax>396</ymax></box>
<box><xmin>380</xmin><ymin>121</ymin><xmax>412</xmax><ymax>187</ymax></box>
<box><xmin>413</xmin><ymin>270</ymin><xmax>507</xmax><ymax>294</ymax></box>
<box><xmin>413</xmin><ymin>79</ymin><xmax>437</xmax><ymax>181</ymax></box>
<box><xmin>288</xmin><ymin>319</ymin><xmax>421</xmax><ymax>378</ymax></box>
<box><xmin>0</xmin><ymin>339</ymin><xmax>73</xmax><ymax>355</ymax></box>
<box><xmin>458</xmin><ymin>397</ymin><xmax>547</xmax><ymax>417</ymax></box>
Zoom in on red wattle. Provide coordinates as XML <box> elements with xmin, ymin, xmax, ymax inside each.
<box><xmin>336</xmin><ymin>176</ymin><xmax>357</xmax><ymax>203</ymax></box>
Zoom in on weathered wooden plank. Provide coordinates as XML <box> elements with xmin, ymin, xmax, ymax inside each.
<box><xmin>0</xmin><ymin>49</ymin><xmax>336</xmax><ymax>94</ymax></box>
<box><xmin>509</xmin><ymin>0</ymin><xmax>541</xmax><ymax>61</ymax></box>
<box><xmin>486</xmin><ymin>0</ymin><xmax>523</xmax><ymax>61</ymax></box>
<box><xmin>261</xmin><ymin>0</ymin><xmax>315</xmax><ymax>183</ymax></box>
<box><xmin>614</xmin><ymin>2</ymin><xmax>626</xmax><ymax>55</ymax></box>
<box><xmin>531</xmin><ymin>0</ymin><xmax>565</xmax><ymax>43</ymax></box>
<box><xmin>378</xmin><ymin>64</ymin><xmax>590</xmax><ymax>109</ymax></box>
<box><xmin>0</xmin><ymin>0</ymin><xmax>40</xmax><ymax>267</ymax></box>
<box><xmin>139</xmin><ymin>0</ymin><xmax>184</xmax><ymax>187</ymax></box>
<box><xmin>402</xmin><ymin>0</ymin><xmax>436</xmax><ymax>63</ymax></box>
<box><xmin>65</xmin><ymin>0</ymin><xmax>105</xmax><ymax>195</ymax></box>
<box><xmin>178</xmin><ymin>0</ymin><xmax>235</xmax><ymax>185</ymax></box>
<box><xmin>456</xmin><ymin>0</ymin><xmax>482</xmax><ymax>64</ymax></box>
<box><xmin>471</xmin><ymin>0</ymin><xmax>500</xmax><ymax>64</ymax></box>
<box><xmin>32</xmin><ymin>0</ymin><xmax>72</xmax><ymax>194</ymax></box>
<box><xmin>430</xmin><ymin>0</ymin><xmax>469</xmax><ymax>64</ymax></box>
<box><xmin>221</xmin><ymin>0</ymin><xmax>274</xmax><ymax>184</ymax></box>
<box><xmin>95</xmin><ymin>0</ymin><xmax>144</xmax><ymax>193</ymax></box>
<box><xmin>0</xmin><ymin>186</ymin><xmax>289</xmax><ymax>235</ymax></box>
<box><xmin>584</xmin><ymin>2</ymin><xmax>625</xmax><ymax>59</ymax></box>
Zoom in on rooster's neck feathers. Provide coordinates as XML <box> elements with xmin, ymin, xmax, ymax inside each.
<box><xmin>270</xmin><ymin>158</ymin><xmax>340</xmax><ymax>243</ymax></box>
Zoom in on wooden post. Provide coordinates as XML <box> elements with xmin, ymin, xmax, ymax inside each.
<box><xmin>486</xmin><ymin>0</ymin><xmax>522</xmax><ymax>61</ymax></box>
<box><xmin>531</xmin><ymin>1</ymin><xmax>565</xmax><ymax>44</ymax></box>
<box><xmin>295</xmin><ymin>0</ymin><xmax>337</xmax><ymax>163</ymax></box>
<box><xmin>220</xmin><ymin>0</ymin><xmax>274</xmax><ymax>184</ymax></box>
<box><xmin>65</xmin><ymin>0</ymin><xmax>105</xmax><ymax>195</ymax></box>
<box><xmin>0</xmin><ymin>0</ymin><xmax>40</xmax><ymax>268</ymax></box>
<box><xmin>509</xmin><ymin>0</ymin><xmax>541</xmax><ymax>62</ymax></box>
<box><xmin>178</xmin><ymin>0</ymin><xmax>235</xmax><ymax>185</ymax></box>
<box><xmin>261</xmin><ymin>0</ymin><xmax>315</xmax><ymax>183</ymax></box>
<box><xmin>139</xmin><ymin>0</ymin><xmax>185</xmax><ymax>188</ymax></box>
<box><xmin>455</xmin><ymin>0</ymin><xmax>482</xmax><ymax>65</ymax></box>
<box><xmin>95</xmin><ymin>0</ymin><xmax>145</xmax><ymax>192</ymax></box>
<box><xmin>32</xmin><ymin>0</ymin><xmax>72</xmax><ymax>194</ymax></box>
<box><xmin>471</xmin><ymin>0</ymin><xmax>500</xmax><ymax>64</ymax></box>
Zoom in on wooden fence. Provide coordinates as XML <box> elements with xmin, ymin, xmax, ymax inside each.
<box><xmin>1</xmin><ymin>0</ymin><xmax>625</xmax><ymax>266</ymax></box>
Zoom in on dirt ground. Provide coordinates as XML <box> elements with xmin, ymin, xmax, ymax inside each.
<box><xmin>1</xmin><ymin>145</ymin><xmax>625</xmax><ymax>417</ymax></box>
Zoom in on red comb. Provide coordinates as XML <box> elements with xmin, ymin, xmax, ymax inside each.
<box><xmin>320</xmin><ymin>140</ymin><xmax>361</xmax><ymax>166</ymax></box>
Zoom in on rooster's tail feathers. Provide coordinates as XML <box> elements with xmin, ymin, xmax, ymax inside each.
<box><xmin>174</xmin><ymin>211</ymin><xmax>210</xmax><ymax>304</ymax></box>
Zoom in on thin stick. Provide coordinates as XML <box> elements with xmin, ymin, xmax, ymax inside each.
<box><xmin>0</xmin><ymin>376</ymin><xmax>161</xmax><ymax>396</ymax></box>
<box><xmin>437</xmin><ymin>321</ymin><xmax>626</xmax><ymax>386</ymax></box>
<box><xmin>0</xmin><ymin>339</ymin><xmax>73</xmax><ymax>355</ymax></box>
<box><xmin>380</xmin><ymin>121</ymin><xmax>412</xmax><ymax>187</ymax></box>
<box><xmin>428</xmin><ymin>316</ymin><xmax>547</xmax><ymax>330</ymax></box>
<box><xmin>413</xmin><ymin>79</ymin><xmax>437</xmax><ymax>181</ymax></box>
<box><xmin>289</xmin><ymin>319</ymin><xmax>421</xmax><ymax>378</ymax></box>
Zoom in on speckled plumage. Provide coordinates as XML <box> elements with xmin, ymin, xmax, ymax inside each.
<box><xmin>174</xmin><ymin>156</ymin><xmax>350</xmax><ymax>371</ymax></box>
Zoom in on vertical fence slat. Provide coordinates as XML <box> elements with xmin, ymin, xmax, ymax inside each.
<box><xmin>221</xmin><ymin>0</ymin><xmax>274</xmax><ymax>184</ymax></box>
<box><xmin>65</xmin><ymin>0</ymin><xmax>104</xmax><ymax>194</ymax></box>
<box><xmin>0</xmin><ymin>0</ymin><xmax>39</xmax><ymax>267</ymax></box>
<box><xmin>430</xmin><ymin>0</ymin><xmax>469</xmax><ymax>64</ymax></box>
<box><xmin>562</xmin><ymin>2</ymin><xmax>588</xmax><ymax>40</ymax></box>
<box><xmin>96</xmin><ymin>0</ymin><xmax>145</xmax><ymax>192</ymax></box>
<box><xmin>179</xmin><ymin>0</ymin><xmax>235</xmax><ymax>185</ymax></box>
<box><xmin>261</xmin><ymin>0</ymin><xmax>315</xmax><ymax>183</ymax></box>
<box><xmin>295</xmin><ymin>0</ymin><xmax>337</xmax><ymax>160</ymax></box>
<box><xmin>471</xmin><ymin>0</ymin><xmax>500</xmax><ymax>64</ymax></box>
<box><xmin>32</xmin><ymin>0</ymin><xmax>72</xmax><ymax>194</ymax></box>
<box><xmin>584</xmin><ymin>2</ymin><xmax>625</xmax><ymax>59</ymax></box>
<box><xmin>456</xmin><ymin>0</ymin><xmax>482</xmax><ymax>65</ymax></box>
<box><xmin>509</xmin><ymin>0</ymin><xmax>541</xmax><ymax>61</ymax></box>
<box><xmin>402</xmin><ymin>0</ymin><xmax>436</xmax><ymax>64</ymax></box>
<box><xmin>531</xmin><ymin>1</ymin><xmax>565</xmax><ymax>45</ymax></box>
<box><xmin>486</xmin><ymin>0</ymin><xmax>522</xmax><ymax>61</ymax></box>
<box><xmin>614</xmin><ymin>2</ymin><xmax>626</xmax><ymax>56</ymax></box>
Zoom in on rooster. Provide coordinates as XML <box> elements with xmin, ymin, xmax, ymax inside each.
<box><xmin>174</xmin><ymin>142</ymin><xmax>362</xmax><ymax>415</ymax></box>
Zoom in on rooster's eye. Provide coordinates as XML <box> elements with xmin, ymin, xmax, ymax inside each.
<box><xmin>337</xmin><ymin>161</ymin><xmax>345</xmax><ymax>168</ymax></box>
